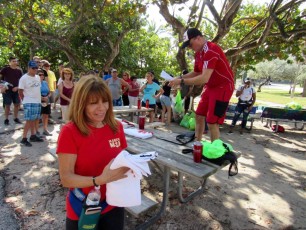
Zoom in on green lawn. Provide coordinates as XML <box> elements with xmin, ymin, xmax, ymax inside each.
<box><xmin>230</xmin><ymin>87</ymin><xmax>306</xmax><ymax>108</ymax></box>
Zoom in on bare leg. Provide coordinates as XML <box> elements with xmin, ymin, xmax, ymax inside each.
<box><xmin>195</xmin><ymin>114</ymin><xmax>205</xmax><ymax>141</ymax></box>
<box><xmin>42</xmin><ymin>114</ymin><xmax>49</xmax><ymax>131</ymax></box>
<box><xmin>22</xmin><ymin>121</ymin><xmax>31</xmax><ymax>138</ymax></box>
<box><xmin>4</xmin><ymin>105</ymin><xmax>10</xmax><ymax>119</ymax></box>
<box><xmin>13</xmin><ymin>104</ymin><xmax>19</xmax><ymax>119</ymax></box>
<box><xmin>149</xmin><ymin>111</ymin><xmax>154</xmax><ymax>123</ymax></box>
<box><xmin>208</xmin><ymin>123</ymin><xmax>220</xmax><ymax>141</ymax></box>
<box><xmin>161</xmin><ymin>105</ymin><xmax>166</xmax><ymax>123</ymax></box>
<box><xmin>166</xmin><ymin>105</ymin><xmax>172</xmax><ymax>125</ymax></box>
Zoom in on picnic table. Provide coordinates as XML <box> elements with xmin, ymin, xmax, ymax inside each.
<box><xmin>113</xmin><ymin>105</ymin><xmax>153</xmax><ymax>121</ymax></box>
<box><xmin>260</xmin><ymin>107</ymin><xmax>306</xmax><ymax>131</ymax></box>
<box><xmin>124</xmin><ymin>127</ymin><xmax>241</xmax><ymax>229</ymax></box>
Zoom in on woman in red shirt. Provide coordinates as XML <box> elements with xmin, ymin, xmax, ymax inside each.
<box><xmin>128</xmin><ymin>76</ymin><xmax>140</xmax><ymax>106</ymax></box>
<box><xmin>57</xmin><ymin>75</ymin><xmax>129</xmax><ymax>230</ymax></box>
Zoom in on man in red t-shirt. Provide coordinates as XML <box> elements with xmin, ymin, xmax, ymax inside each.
<box><xmin>170</xmin><ymin>28</ymin><xmax>234</xmax><ymax>141</ymax></box>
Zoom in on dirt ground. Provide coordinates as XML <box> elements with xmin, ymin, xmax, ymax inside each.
<box><xmin>0</xmin><ymin>113</ymin><xmax>306</xmax><ymax>230</ymax></box>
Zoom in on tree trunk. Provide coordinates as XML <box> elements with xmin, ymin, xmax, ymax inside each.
<box><xmin>257</xmin><ymin>76</ymin><xmax>271</xmax><ymax>92</ymax></box>
<box><xmin>302</xmin><ymin>79</ymin><xmax>306</xmax><ymax>97</ymax></box>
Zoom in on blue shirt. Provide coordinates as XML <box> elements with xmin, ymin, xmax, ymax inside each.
<box><xmin>142</xmin><ymin>82</ymin><xmax>160</xmax><ymax>104</ymax></box>
<box><xmin>41</xmin><ymin>80</ymin><xmax>49</xmax><ymax>96</ymax></box>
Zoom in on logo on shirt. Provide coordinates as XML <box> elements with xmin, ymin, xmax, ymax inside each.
<box><xmin>109</xmin><ymin>138</ymin><xmax>121</xmax><ymax>148</ymax></box>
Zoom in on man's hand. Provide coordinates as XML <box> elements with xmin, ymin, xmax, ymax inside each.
<box><xmin>168</xmin><ymin>77</ymin><xmax>181</xmax><ymax>87</ymax></box>
<box><xmin>12</xmin><ymin>87</ymin><xmax>18</xmax><ymax>92</ymax></box>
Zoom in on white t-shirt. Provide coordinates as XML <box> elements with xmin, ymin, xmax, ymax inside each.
<box><xmin>57</xmin><ymin>77</ymin><xmax>63</xmax><ymax>86</ymax></box>
<box><xmin>238</xmin><ymin>85</ymin><xmax>256</xmax><ymax>101</ymax></box>
<box><xmin>18</xmin><ymin>73</ymin><xmax>41</xmax><ymax>104</ymax></box>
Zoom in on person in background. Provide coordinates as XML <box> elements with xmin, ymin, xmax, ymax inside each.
<box><xmin>105</xmin><ymin>69</ymin><xmax>130</xmax><ymax>106</ymax></box>
<box><xmin>57</xmin><ymin>75</ymin><xmax>129</xmax><ymax>230</ymax></box>
<box><xmin>228</xmin><ymin>77</ymin><xmax>256</xmax><ymax>135</ymax></box>
<box><xmin>43</xmin><ymin>61</ymin><xmax>56</xmax><ymax>110</ymax></box>
<box><xmin>140</xmin><ymin>72</ymin><xmax>164</xmax><ymax>123</ymax></box>
<box><xmin>180</xmin><ymin>69</ymin><xmax>194</xmax><ymax>114</ymax></box>
<box><xmin>128</xmin><ymin>76</ymin><xmax>140</xmax><ymax>107</ymax></box>
<box><xmin>0</xmin><ymin>56</ymin><xmax>23</xmax><ymax>125</ymax></box>
<box><xmin>38</xmin><ymin>69</ymin><xmax>52</xmax><ymax>136</ymax></box>
<box><xmin>160</xmin><ymin>80</ymin><xmax>172</xmax><ymax>125</ymax></box>
<box><xmin>121</xmin><ymin>71</ymin><xmax>131</xmax><ymax>106</ymax></box>
<box><xmin>58</xmin><ymin>68</ymin><xmax>75</xmax><ymax>123</ymax></box>
<box><xmin>18</xmin><ymin>61</ymin><xmax>44</xmax><ymax>147</ymax></box>
<box><xmin>169</xmin><ymin>28</ymin><xmax>234</xmax><ymax>142</ymax></box>
<box><xmin>53</xmin><ymin>63</ymin><xmax>64</xmax><ymax>110</ymax></box>
<box><xmin>103</xmin><ymin>69</ymin><xmax>112</xmax><ymax>81</ymax></box>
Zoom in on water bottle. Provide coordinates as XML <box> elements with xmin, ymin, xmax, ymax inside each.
<box><xmin>86</xmin><ymin>186</ymin><xmax>101</xmax><ymax>206</ymax></box>
<box><xmin>137</xmin><ymin>97</ymin><xmax>141</xmax><ymax>109</ymax></box>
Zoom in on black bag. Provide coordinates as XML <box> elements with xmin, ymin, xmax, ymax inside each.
<box><xmin>155</xmin><ymin>131</ymin><xmax>195</xmax><ymax>145</ymax></box>
<box><xmin>202</xmin><ymin>143</ymin><xmax>238</xmax><ymax>177</ymax></box>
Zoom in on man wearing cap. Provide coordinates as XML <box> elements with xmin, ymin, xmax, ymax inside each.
<box><xmin>18</xmin><ymin>61</ymin><xmax>44</xmax><ymax>147</ymax></box>
<box><xmin>0</xmin><ymin>56</ymin><xmax>23</xmax><ymax>125</ymax></box>
<box><xmin>169</xmin><ymin>28</ymin><xmax>234</xmax><ymax>142</ymax></box>
<box><xmin>106</xmin><ymin>69</ymin><xmax>131</xmax><ymax>106</ymax></box>
<box><xmin>228</xmin><ymin>77</ymin><xmax>256</xmax><ymax>134</ymax></box>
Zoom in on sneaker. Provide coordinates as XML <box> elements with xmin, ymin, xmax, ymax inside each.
<box><xmin>48</xmin><ymin>119</ymin><xmax>55</xmax><ymax>124</ymax></box>
<box><xmin>227</xmin><ymin>130</ymin><xmax>233</xmax><ymax>135</ymax></box>
<box><xmin>20</xmin><ymin>138</ymin><xmax>32</xmax><ymax>147</ymax></box>
<box><xmin>4</xmin><ymin>119</ymin><xmax>9</xmax><ymax>125</ymax></box>
<box><xmin>43</xmin><ymin>130</ymin><xmax>52</xmax><ymax>136</ymax></box>
<box><xmin>30</xmin><ymin>135</ymin><xmax>44</xmax><ymax>142</ymax></box>
<box><xmin>14</xmin><ymin>118</ymin><xmax>22</xmax><ymax>124</ymax></box>
<box><xmin>36</xmin><ymin>131</ymin><xmax>43</xmax><ymax>138</ymax></box>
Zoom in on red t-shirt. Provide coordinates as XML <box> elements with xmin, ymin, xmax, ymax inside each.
<box><xmin>128</xmin><ymin>81</ymin><xmax>140</xmax><ymax>97</ymax></box>
<box><xmin>194</xmin><ymin>41</ymin><xmax>234</xmax><ymax>91</ymax></box>
<box><xmin>122</xmin><ymin>78</ymin><xmax>131</xmax><ymax>96</ymax></box>
<box><xmin>56</xmin><ymin>121</ymin><xmax>127</xmax><ymax>220</ymax></box>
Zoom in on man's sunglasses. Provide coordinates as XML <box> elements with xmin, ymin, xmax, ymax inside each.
<box><xmin>31</xmin><ymin>67</ymin><xmax>38</xmax><ymax>69</ymax></box>
<box><xmin>38</xmin><ymin>74</ymin><xmax>44</xmax><ymax>76</ymax></box>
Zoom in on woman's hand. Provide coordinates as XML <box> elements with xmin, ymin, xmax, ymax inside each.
<box><xmin>96</xmin><ymin>160</ymin><xmax>129</xmax><ymax>185</ymax></box>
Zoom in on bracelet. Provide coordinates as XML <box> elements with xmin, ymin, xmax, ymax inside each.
<box><xmin>92</xmin><ymin>176</ymin><xmax>98</xmax><ymax>187</ymax></box>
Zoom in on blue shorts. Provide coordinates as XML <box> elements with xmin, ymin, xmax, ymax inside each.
<box><xmin>2</xmin><ymin>90</ymin><xmax>20</xmax><ymax>105</ymax></box>
<box><xmin>160</xmin><ymin>95</ymin><xmax>171</xmax><ymax>107</ymax></box>
<box><xmin>112</xmin><ymin>97</ymin><xmax>123</xmax><ymax>106</ymax></box>
<box><xmin>23</xmin><ymin>103</ymin><xmax>41</xmax><ymax>120</ymax></box>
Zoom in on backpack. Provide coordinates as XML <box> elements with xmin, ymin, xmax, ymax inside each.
<box><xmin>271</xmin><ymin>125</ymin><xmax>285</xmax><ymax>133</ymax></box>
<box><xmin>201</xmin><ymin>140</ymin><xmax>238</xmax><ymax>177</ymax></box>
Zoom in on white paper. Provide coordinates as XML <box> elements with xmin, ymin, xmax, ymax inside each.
<box><xmin>160</xmin><ymin>70</ymin><xmax>174</xmax><ymax>81</ymax></box>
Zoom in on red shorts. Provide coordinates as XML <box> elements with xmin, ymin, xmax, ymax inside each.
<box><xmin>195</xmin><ymin>85</ymin><xmax>233</xmax><ymax>124</ymax></box>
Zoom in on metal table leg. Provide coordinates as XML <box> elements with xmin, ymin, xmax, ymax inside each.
<box><xmin>135</xmin><ymin>166</ymin><xmax>170</xmax><ymax>230</ymax></box>
<box><xmin>177</xmin><ymin>172</ymin><xmax>207</xmax><ymax>203</ymax></box>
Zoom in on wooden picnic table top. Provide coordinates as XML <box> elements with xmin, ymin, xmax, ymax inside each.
<box><xmin>113</xmin><ymin>105</ymin><xmax>153</xmax><ymax>113</ymax></box>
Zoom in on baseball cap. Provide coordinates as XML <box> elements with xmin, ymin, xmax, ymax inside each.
<box><xmin>28</xmin><ymin>60</ymin><xmax>38</xmax><ymax>68</ymax></box>
<box><xmin>181</xmin><ymin>28</ymin><xmax>203</xmax><ymax>49</ymax></box>
<box><xmin>42</xmin><ymin>60</ymin><xmax>51</xmax><ymax>66</ymax></box>
<box><xmin>244</xmin><ymin>77</ymin><xmax>251</xmax><ymax>83</ymax></box>
<box><xmin>111</xmin><ymin>69</ymin><xmax>117</xmax><ymax>73</ymax></box>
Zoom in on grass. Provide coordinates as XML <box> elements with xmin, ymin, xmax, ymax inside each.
<box><xmin>230</xmin><ymin>87</ymin><xmax>306</xmax><ymax>108</ymax></box>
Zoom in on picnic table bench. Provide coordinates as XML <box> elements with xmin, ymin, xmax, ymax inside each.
<box><xmin>125</xmin><ymin>127</ymin><xmax>241</xmax><ymax>229</ymax></box>
<box><xmin>113</xmin><ymin>105</ymin><xmax>153</xmax><ymax>122</ymax></box>
<box><xmin>225</xmin><ymin>104</ymin><xmax>260</xmax><ymax>130</ymax></box>
<box><xmin>260</xmin><ymin>107</ymin><xmax>306</xmax><ymax>132</ymax></box>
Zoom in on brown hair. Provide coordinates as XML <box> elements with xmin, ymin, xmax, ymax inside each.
<box><xmin>68</xmin><ymin>74</ymin><xmax>118</xmax><ymax>136</ymax></box>
<box><xmin>61</xmin><ymin>68</ymin><xmax>74</xmax><ymax>81</ymax></box>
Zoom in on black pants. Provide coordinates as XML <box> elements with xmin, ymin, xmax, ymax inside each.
<box><xmin>66</xmin><ymin>207</ymin><xmax>125</xmax><ymax>230</ymax></box>
<box><xmin>230</xmin><ymin>103</ymin><xmax>250</xmax><ymax>128</ymax></box>
<box><xmin>122</xmin><ymin>94</ymin><xmax>129</xmax><ymax>106</ymax></box>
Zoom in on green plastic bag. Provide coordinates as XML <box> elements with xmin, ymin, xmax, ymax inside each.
<box><xmin>174</xmin><ymin>90</ymin><xmax>184</xmax><ymax>114</ymax></box>
<box><xmin>188</xmin><ymin>117</ymin><xmax>196</xmax><ymax>130</ymax></box>
<box><xmin>285</xmin><ymin>102</ymin><xmax>302</xmax><ymax>110</ymax></box>
<box><xmin>180</xmin><ymin>112</ymin><xmax>191</xmax><ymax>128</ymax></box>
<box><xmin>201</xmin><ymin>139</ymin><xmax>234</xmax><ymax>159</ymax></box>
